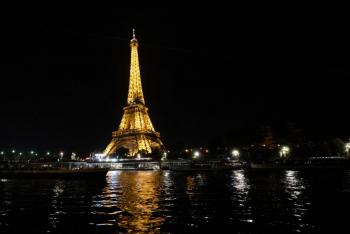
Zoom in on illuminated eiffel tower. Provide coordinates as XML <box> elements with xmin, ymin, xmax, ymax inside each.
<box><xmin>104</xmin><ymin>30</ymin><xmax>164</xmax><ymax>156</ymax></box>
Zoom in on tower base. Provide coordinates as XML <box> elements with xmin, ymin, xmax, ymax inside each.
<box><xmin>104</xmin><ymin>132</ymin><xmax>164</xmax><ymax>157</ymax></box>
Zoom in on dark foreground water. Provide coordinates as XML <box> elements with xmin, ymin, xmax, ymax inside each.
<box><xmin>1</xmin><ymin>170</ymin><xmax>350</xmax><ymax>233</ymax></box>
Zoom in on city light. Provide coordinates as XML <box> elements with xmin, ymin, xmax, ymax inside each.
<box><xmin>279</xmin><ymin>146</ymin><xmax>290</xmax><ymax>158</ymax></box>
<box><xmin>345</xmin><ymin>142</ymin><xmax>350</xmax><ymax>154</ymax></box>
<box><xmin>193</xmin><ymin>151</ymin><xmax>200</xmax><ymax>159</ymax></box>
<box><xmin>11</xmin><ymin>150</ymin><xmax>15</xmax><ymax>153</ymax></box>
<box><xmin>161</xmin><ymin>152</ymin><xmax>167</xmax><ymax>161</ymax></box>
<box><xmin>232</xmin><ymin>149</ymin><xmax>240</xmax><ymax>158</ymax></box>
<box><xmin>46</xmin><ymin>152</ymin><xmax>50</xmax><ymax>156</ymax></box>
<box><xmin>137</xmin><ymin>153</ymin><xmax>141</xmax><ymax>159</ymax></box>
<box><xmin>60</xmin><ymin>152</ymin><xmax>64</xmax><ymax>157</ymax></box>
<box><xmin>19</xmin><ymin>152</ymin><xmax>23</xmax><ymax>156</ymax></box>
<box><xmin>30</xmin><ymin>151</ymin><xmax>34</xmax><ymax>155</ymax></box>
<box><xmin>0</xmin><ymin>151</ymin><xmax>4</xmax><ymax>155</ymax></box>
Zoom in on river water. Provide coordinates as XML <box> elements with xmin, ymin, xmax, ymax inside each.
<box><xmin>1</xmin><ymin>170</ymin><xmax>350</xmax><ymax>233</ymax></box>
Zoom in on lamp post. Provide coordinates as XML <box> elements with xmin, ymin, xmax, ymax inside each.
<box><xmin>11</xmin><ymin>150</ymin><xmax>15</xmax><ymax>161</ymax></box>
<box><xmin>59</xmin><ymin>152</ymin><xmax>64</xmax><ymax>161</ymax></box>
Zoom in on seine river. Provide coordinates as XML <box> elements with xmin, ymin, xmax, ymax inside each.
<box><xmin>1</xmin><ymin>170</ymin><xmax>350</xmax><ymax>233</ymax></box>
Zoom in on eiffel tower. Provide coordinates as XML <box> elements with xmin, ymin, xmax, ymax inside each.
<box><xmin>104</xmin><ymin>30</ymin><xmax>164</xmax><ymax>157</ymax></box>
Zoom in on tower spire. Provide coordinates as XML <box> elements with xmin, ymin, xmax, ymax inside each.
<box><xmin>132</xmin><ymin>28</ymin><xmax>136</xmax><ymax>40</ymax></box>
<box><xmin>128</xmin><ymin>28</ymin><xmax>144</xmax><ymax>104</ymax></box>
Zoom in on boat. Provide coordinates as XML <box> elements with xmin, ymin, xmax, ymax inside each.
<box><xmin>0</xmin><ymin>162</ymin><xmax>110</xmax><ymax>179</ymax></box>
<box><xmin>90</xmin><ymin>160</ymin><xmax>161</xmax><ymax>170</ymax></box>
<box><xmin>161</xmin><ymin>159</ymin><xmax>242</xmax><ymax>171</ymax></box>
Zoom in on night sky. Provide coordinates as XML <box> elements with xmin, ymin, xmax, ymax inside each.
<box><xmin>1</xmin><ymin>5</ymin><xmax>349</xmax><ymax>153</ymax></box>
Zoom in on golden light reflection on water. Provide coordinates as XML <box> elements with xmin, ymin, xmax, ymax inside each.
<box><xmin>106</xmin><ymin>171</ymin><xmax>165</xmax><ymax>233</ymax></box>
<box><xmin>283</xmin><ymin>170</ymin><xmax>311</xmax><ymax>231</ymax></box>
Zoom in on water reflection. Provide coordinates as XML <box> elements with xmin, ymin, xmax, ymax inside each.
<box><xmin>48</xmin><ymin>180</ymin><xmax>65</xmax><ymax>230</ymax></box>
<box><xmin>186</xmin><ymin>176</ymin><xmax>196</xmax><ymax>201</ymax></box>
<box><xmin>2</xmin><ymin>170</ymin><xmax>350</xmax><ymax>233</ymax></box>
<box><xmin>230</xmin><ymin>170</ymin><xmax>252</xmax><ymax>223</ymax></box>
<box><xmin>232</xmin><ymin>170</ymin><xmax>250</xmax><ymax>195</ymax></box>
<box><xmin>283</xmin><ymin>170</ymin><xmax>311</xmax><ymax>231</ymax></box>
<box><xmin>0</xmin><ymin>179</ymin><xmax>11</xmax><ymax>223</ymax></box>
<box><xmin>105</xmin><ymin>171</ymin><xmax>165</xmax><ymax>233</ymax></box>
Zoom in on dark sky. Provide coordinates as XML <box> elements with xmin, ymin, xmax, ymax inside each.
<box><xmin>1</xmin><ymin>4</ymin><xmax>349</xmax><ymax>152</ymax></box>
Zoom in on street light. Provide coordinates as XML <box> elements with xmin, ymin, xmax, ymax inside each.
<box><xmin>345</xmin><ymin>142</ymin><xmax>350</xmax><ymax>154</ymax></box>
<box><xmin>30</xmin><ymin>150</ymin><xmax>35</xmax><ymax>155</ymax></box>
<box><xmin>279</xmin><ymin>146</ymin><xmax>290</xmax><ymax>158</ymax></box>
<box><xmin>46</xmin><ymin>152</ymin><xmax>50</xmax><ymax>156</ymax></box>
<box><xmin>59</xmin><ymin>152</ymin><xmax>64</xmax><ymax>161</ymax></box>
<box><xmin>11</xmin><ymin>150</ymin><xmax>16</xmax><ymax>154</ymax></box>
<box><xmin>161</xmin><ymin>152</ymin><xmax>167</xmax><ymax>161</ymax></box>
<box><xmin>193</xmin><ymin>151</ymin><xmax>200</xmax><ymax>159</ymax></box>
<box><xmin>232</xmin><ymin>149</ymin><xmax>240</xmax><ymax>158</ymax></box>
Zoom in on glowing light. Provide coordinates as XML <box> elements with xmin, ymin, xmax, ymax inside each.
<box><xmin>60</xmin><ymin>152</ymin><xmax>64</xmax><ymax>157</ymax></box>
<box><xmin>345</xmin><ymin>142</ymin><xmax>350</xmax><ymax>153</ymax></box>
<box><xmin>46</xmin><ymin>152</ymin><xmax>50</xmax><ymax>155</ymax></box>
<box><xmin>232</xmin><ymin>149</ymin><xmax>240</xmax><ymax>158</ymax></box>
<box><xmin>30</xmin><ymin>150</ymin><xmax>34</xmax><ymax>155</ymax></box>
<box><xmin>0</xmin><ymin>151</ymin><xmax>4</xmax><ymax>155</ymax></box>
<box><xmin>232</xmin><ymin>170</ymin><xmax>250</xmax><ymax>192</ymax></box>
<box><xmin>161</xmin><ymin>152</ymin><xmax>167</xmax><ymax>161</ymax></box>
<box><xmin>137</xmin><ymin>153</ymin><xmax>141</xmax><ymax>159</ymax></box>
<box><xmin>103</xmin><ymin>30</ymin><xmax>163</xmax><ymax>157</ymax></box>
<box><xmin>11</xmin><ymin>150</ymin><xmax>15</xmax><ymax>153</ymax></box>
<box><xmin>193</xmin><ymin>151</ymin><xmax>200</xmax><ymax>159</ymax></box>
<box><xmin>71</xmin><ymin>152</ymin><xmax>76</xmax><ymax>160</ymax></box>
<box><xmin>279</xmin><ymin>146</ymin><xmax>290</xmax><ymax>158</ymax></box>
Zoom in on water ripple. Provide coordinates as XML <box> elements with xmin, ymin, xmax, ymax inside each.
<box><xmin>1</xmin><ymin>170</ymin><xmax>350</xmax><ymax>233</ymax></box>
